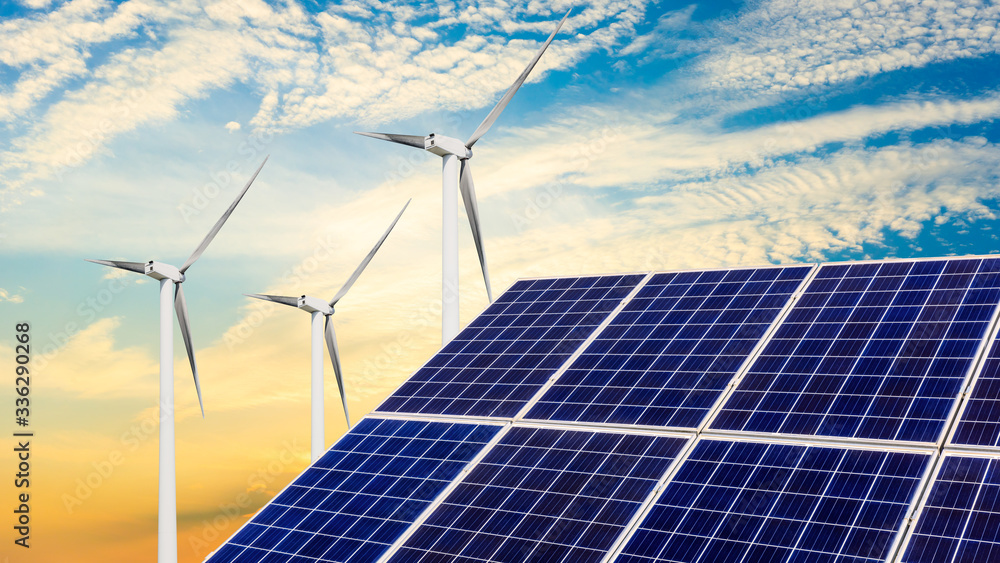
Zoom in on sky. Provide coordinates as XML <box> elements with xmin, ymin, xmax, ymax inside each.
<box><xmin>1</xmin><ymin>0</ymin><xmax>999</xmax><ymax>561</ymax></box>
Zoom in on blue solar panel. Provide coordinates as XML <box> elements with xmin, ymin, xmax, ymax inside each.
<box><xmin>952</xmin><ymin>335</ymin><xmax>1000</xmax><ymax>447</ymax></box>
<box><xmin>207</xmin><ymin>255</ymin><xmax>1000</xmax><ymax>563</ymax></box>
<box><xmin>902</xmin><ymin>454</ymin><xmax>1000</xmax><ymax>562</ymax></box>
<box><xmin>376</xmin><ymin>274</ymin><xmax>645</xmax><ymax>418</ymax></box>
<box><xmin>526</xmin><ymin>266</ymin><xmax>811</xmax><ymax>428</ymax></box>
<box><xmin>617</xmin><ymin>439</ymin><xmax>929</xmax><ymax>563</ymax></box>
<box><xmin>205</xmin><ymin>418</ymin><xmax>500</xmax><ymax>563</ymax></box>
<box><xmin>712</xmin><ymin>258</ymin><xmax>1000</xmax><ymax>442</ymax></box>
<box><xmin>387</xmin><ymin>426</ymin><xmax>688</xmax><ymax>563</ymax></box>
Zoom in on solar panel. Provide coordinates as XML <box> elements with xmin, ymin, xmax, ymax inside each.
<box><xmin>376</xmin><ymin>274</ymin><xmax>645</xmax><ymax>418</ymax></box>
<box><xmin>711</xmin><ymin>258</ymin><xmax>1000</xmax><ymax>443</ymax></box>
<box><xmin>615</xmin><ymin>438</ymin><xmax>931</xmax><ymax>563</ymax></box>
<box><xmin>951</xmin><ymin>334</ymin><xmax>1000</xmax><ymax>448</ymax></box>
<box><xmin>525</xmin><ymin>266</ymin><xmax>812</xmax><ymax>428</ymax></box>
<box><xmin>386</xmin><ymin>426</ymin><xmax>689</xmax><ymax>563</ymax></box>
<box><xmin>900</xmin><ymin>453</ymin><xmax>1000</xmax><ymax>562</ymax></box>
<box><xmin>205</xmin><ymin>418</ymin><xmax>501</xmax><ymax>563</ymax></box>
<box><xmin>209</xmin><ymin>254</ymin><xmax>1000</xmax><ymax>563</ymax></box>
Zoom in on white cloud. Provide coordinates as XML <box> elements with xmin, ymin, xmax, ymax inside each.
<box><xmin>0</xmin><ymin>0</ymin><xmax>649</xmax><ymax>203</ymax></box>
<box><xmin>224</xmin><ymin>121</ymin><xmax>241</xmax><ymax>132</ymax></box>
<box><xmin>626</xmin><ymin>138</ymin><xmax>1000</xmax><ymax>262</ymax></box>
<box><xmin>460</xmin><ymin>92</ymin><xmax>1000</xmax><ymax>203</ymax></box>
<box><xmin>0</xmin><ymin>0</ymin><xmax>193</xmax><ymax>122</ymax></box>
<box><xmin>618</xmin><ymin>4</ymin><xmax>697</xmax><ymax>61</ymax></box>
<box><xmin>247</xmin><ymin>2</ymin><xmax>648</xmax><ymax>130</ymax></box>
<box><xmin>38</xmin><ymin>317</ymin><xmax>158</xmax><ymax>398</ymax></box>
<box><xmin>5</xmin><ymin>87</ymin><xmax>1000</xmax><ymax>261</ymax></box>
<box><xmin>19</xmin><ymin>0</ymin><xmax>59</xmax><ymax>8</ymax></box>
<box><xmin>0</xmin><ymin>288</ymin><xmax>24</xmax><ymax>303</ymax></box>
<box><xmin>0</xmin><ymin>21</ymin><xmax>312</xmax><ymax>199</ymax></box>
<box><xmin>697</xmin><ymin>0</ymin><xmax>1000</xmax><ymax>93</ymax></box>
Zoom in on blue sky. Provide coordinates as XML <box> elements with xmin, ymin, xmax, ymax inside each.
<box><xmin>1</xmin><ymin>0</ymin><xmax>1000</xmax><ymax>560</ymax></box>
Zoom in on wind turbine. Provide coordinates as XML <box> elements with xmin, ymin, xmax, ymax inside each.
<box><xmin>85</xmin><ymin>156</ymin><xmax>268</xmax><ymax>563</ymax></box>
<box><xmin>356</xmin><ymin>9</ymin><xmax>571</xmax><ymax>344</ymax></box>
<box><xmin>245</xmin><ymin>199</ymin><xmax>409</xmax><ymax>461</ymax></box>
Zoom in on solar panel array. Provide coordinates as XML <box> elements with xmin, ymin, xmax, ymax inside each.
<box><xmin>209</xmin><ymin>256</ymin><xmax>1000</xmax><ymax>563</ymax></box>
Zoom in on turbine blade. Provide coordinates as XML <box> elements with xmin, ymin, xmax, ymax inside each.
<box><xmin>459</xmin><ymin>161</ymin><xmax>493</xmax><ymax>302</ymax></box>
<box><xmin>325</xmin><ymin>317</ymin><xmax>351</xmax><ymax>428</ymax></box>
<box><xmin>180</xmin><ymin>156</ymin><xmax>269</xmax><ymax>274</ymax></box>
<box><xmin>465</xmin><ymin>9</ymin><xmax>571</xmax><ymax>148</ymax></box>
<box><xmin>329</xmin><ymin>199</ymin><xmax>410</xmax><ymax>307</ymax></box>
<box><xmin>174</xmin><ymin>283</ymin><xmax>205</xmax><ymax>418</ymax></box>
<box><xmin>85</xmin><ymin>259</ymin><xmax>146</xmax><ymax>274</ymax></box>
<box><xmin>244</xmin><ymin>293</ymin><xmax>299</xmax><ymax>308</ymax></box>
<box><xmin>354</xmin><ymin>132</ymin><xmax>426</xmax><ymax>149</ymax></box>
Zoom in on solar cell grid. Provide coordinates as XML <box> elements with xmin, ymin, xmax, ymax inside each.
<box><xmin>616</xmin><ymin>439</ymin><xmax>930</xmax><ymax>563</ymax></box>
<box><xmin>712</xmin><ymin>258</ymin><xmax>1000</xmax><ymax>443</ymax></box>
<box><xmin>205</xmin><ymin>418</ymin><xmax>500</xmax><ymax>563</ymax></box>
<box><xmin>902</xmin><ymin>454</ymin><xmax>1000</xmax><ymax>563</ymax></box>
<box><xmin>526</xmin><ymin>266</ymin><xmax>812</xmax><ymax>428</ymax></box>
<box><xmin>387</xmin><ymin>426</ymin><xmax>688</xmax><ymax>563</ymax></box>
<box><xmin>377</xmin><ymin>274</ymin><xmax>645</xmax><ymax>418</ymax></box>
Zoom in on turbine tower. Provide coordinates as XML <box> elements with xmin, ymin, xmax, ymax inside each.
<box><xmin>85</xmin><ymin>157</ymin><xmax>268</xmax><ymax>563</ymax></box>
<box><xmin>245</xmin><ymin>200</ymin><xmax>409</xmax><ymax>461</ymax></box>
<box><xmin>356</xmin><ymin>10</ymin><xmax>570</xmax><ymax>344</ymax></box>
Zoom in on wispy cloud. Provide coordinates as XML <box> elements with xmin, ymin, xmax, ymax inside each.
<box><xmin>38</xmin><ymin>317</ymin><xmax>158</xmax><ymax>398</ymax></box>
<box><xmin>0</xmin><ymin>288</ymin><xmax>24</xmax><ymax>303</ymax></box>
<box><xmin>18</xmin><ymin>0</ymin><xmax>60</xmax><ymax>9</ymax></box>
<box><xmin>457</xmin><ymin>92</ymin><xmax>1000</xmax><ymax>200</ymax></box>
<box><xmin>0</xmin><ymin>0</ymin><xmax>649</xmax><ymax>202</ymax></box>
<box><xmin>696</xmin><ymin>0</ymin><xmax>1000</xmax><ymax>93</ymax></box>
<box><xmin>0</xmin><ymin>0</ymin><xmax>189</xmax><ymax>121</ymax></box>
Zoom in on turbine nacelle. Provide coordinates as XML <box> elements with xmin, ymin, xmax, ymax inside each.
<box><xmin>144</xmin><ymin>261</ymin><xmax>184</xmax><ymax>283</ymax></box>
<box><xmin>425</xmin><ymin>133</ymin><xmax>472</xmax><ymax>159</ymax></box>
<box><xmin>298</xmin><ymin>295</ymin><xmax>333</xmax><ymax>315</ymax></box>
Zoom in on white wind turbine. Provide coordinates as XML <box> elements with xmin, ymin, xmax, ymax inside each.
<box><xmin>356</xmin><ymin>10</ymin><xmax>570</xmax><ymax>344</ymax></box>
<box><xmin>85</xmin><ymin>156</ymin><xmax>268</xmax><ymax>563</ymax></box>
<box><xmin>245</xmin><ymin>200</ymin><xmax>409</xmax><ymax>461</ymax></box>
